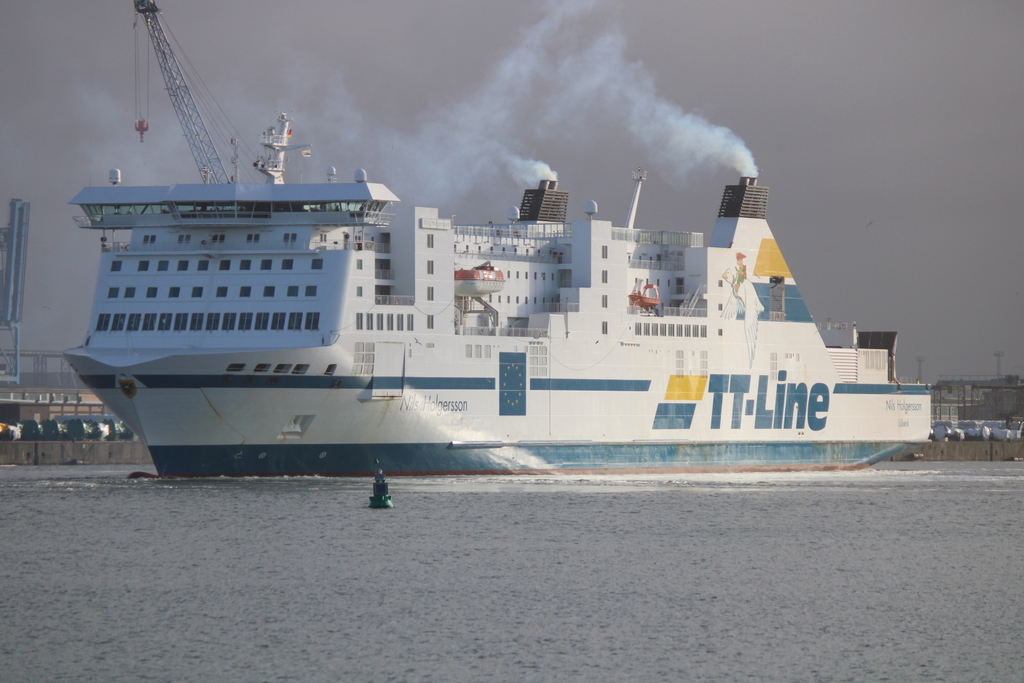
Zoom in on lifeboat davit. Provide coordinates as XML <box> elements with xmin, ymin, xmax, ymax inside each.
<box><xmin>454</xmin><ymin>261</ymin><xmax>506</xmax><ymax>297</ymax></box>
<box><xmin>628</xmin><ymin>282</ymin><xmax>660</xmax><ymax>308</ymax></box>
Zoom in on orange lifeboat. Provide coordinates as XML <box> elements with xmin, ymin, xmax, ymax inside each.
<box><xmin>454</xmin><ymin>261</ymin><xmax>506</xmax><ymax>297</ymax></box>
<box><xmin>628</xmin><ymin>282</ymin><xmax>660</xmax><ymax>308</ymax></box>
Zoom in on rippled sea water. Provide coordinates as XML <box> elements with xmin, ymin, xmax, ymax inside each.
<box><xmin>2</xmin><ymin>462</ymin><xmax>1022</xmax><ymax>682</ymax></box>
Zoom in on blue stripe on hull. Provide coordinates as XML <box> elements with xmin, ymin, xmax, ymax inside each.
<box><xmin>148</xmin><ymin>441</ymin><xmax>923</xmax><ymax>477</ymax></box>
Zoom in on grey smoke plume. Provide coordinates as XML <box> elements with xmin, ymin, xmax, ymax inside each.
<box><xmin>385</xmin><ymin>0</ymin><xmax>757</xmax><ymax>203</ymax></box>
<box><xmin>551</xmin><ymin>32</ymin><xmax>760</xmax><ymax>180</ymax></box>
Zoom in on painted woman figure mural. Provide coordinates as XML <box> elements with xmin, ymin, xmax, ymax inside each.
<box><xmin>721</xmin><ymin>252</ymin><xmax>763</xmax><ymax>366</ymax></box>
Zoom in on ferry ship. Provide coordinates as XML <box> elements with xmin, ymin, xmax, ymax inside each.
<box><xmin>64</xmin><ymin>117</ymin><xmax>930</xmax><ymax>476</ymax></box>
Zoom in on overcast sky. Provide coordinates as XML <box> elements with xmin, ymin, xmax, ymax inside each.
<box><xmin>2</xmin><ymin>0</ymin><xmax>1021</xmax><ymax>382</ymax></box>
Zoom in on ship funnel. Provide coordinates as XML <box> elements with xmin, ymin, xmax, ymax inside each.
<box><xmin>718</xmin><ymin>176</ymin><xmax>768</xmax><ymax>219</ymax></box>
<box><xmin>519</xmin><ymin>179</ymin><xmax>568</xmax><ymax>222</ymax></box>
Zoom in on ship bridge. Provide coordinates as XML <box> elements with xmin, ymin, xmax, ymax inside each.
<box><xmin>70</xmin><ymin>182</ymin><xmax>400</xmax><ymax>230</ymax></box>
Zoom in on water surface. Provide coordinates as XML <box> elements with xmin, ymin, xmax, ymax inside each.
<box><xmin>2</xmin><ymin>462</ymin><xmax>1021</xmax><ymax>682</ymax></box>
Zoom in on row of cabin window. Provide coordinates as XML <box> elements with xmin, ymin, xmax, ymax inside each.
<box><xmin>110</xmin><ymin>257</ymin><xmax>323</xmax><ymax>273</ymax></box>
<box><xmin>95</xmin><ymin>311</ymin><xmax>320</xmax><ymax>333</ymax></box>
<box><xmin>223</xmin><ymin>362</ymin><xmax>338</xmax><ymax>376</ymax></box>
<box><xmin>144</xmin><ymin>233</ymin><xmax>295</xmax><ymax>245</ymax></box>
<box><xmin>635</xmin><ymin>322</ymin><xmax>708</xmax><ymax>338</ymax></box>
<box><xmin>107</xmin><ymin>285</ymin><xmax>317</xmax><ymax>299</ymax></box>
<box><xmin>354</xmin><ymin>313</ymin><xmax>415</xmax><ymax>332</ymax></box>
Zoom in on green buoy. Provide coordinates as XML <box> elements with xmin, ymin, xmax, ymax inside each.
<box><xmin>369</xmin><ymin>460</ymin><xmax>393</xmax><ymax>508</ymax></box>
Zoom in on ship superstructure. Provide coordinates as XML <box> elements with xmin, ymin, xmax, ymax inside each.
<box><xmin>65</xmin><ymin>149</ymin><xmax>930</xmax><ymax>476</ymax></box>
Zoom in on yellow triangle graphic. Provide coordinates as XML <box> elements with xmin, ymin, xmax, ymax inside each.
<box><xmin>753</xmin><ymin>238</ymin><xmax>792</xmax><ymax>278</ymax></box>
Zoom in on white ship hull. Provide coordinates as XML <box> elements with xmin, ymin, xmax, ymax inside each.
<box><xmin>65</xmin><ymin>174</ymin><xmax>930</xmax><ymax>476</ymax></box>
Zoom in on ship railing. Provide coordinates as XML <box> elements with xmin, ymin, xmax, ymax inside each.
<box><xmin>457</xmin><ymin>326</ymin><xmax>549</xmax><ymax>338</ymax></box>
<box><xmin>627</xmin><ymin>257</ymin><xmax>685</xmax><ymax>271</ymax></box>
<box><xmin>540</xmin><ymin>302</ymin><xmax>580</xmax><ymax>313</ymax></box>
<box><xmin>454</xmin><ymin>249</ymin><xmax>563</xmax><ymax>265</ymax></box>
<box><xmin>312</xmin><ymin>240</ymin><xmax>383</xmax><ymax>252</ymax></box>
<box><xmin>662</xmin><ymin>306</ymin><xmax>708</xmax><ymax>318</ymax></box>
<box><xmin>769</xmin><ymin>311</ymin><xmax>786</xmax><ymax>321</ymax></box>
<box><xmin>100</xmin><ymin>241</ymin><xmax>132</xmax><ymax>253</ymax></box>
<box><xmin>455</xmin><ymin>223</ymin><xmax>572</xmax><ymax>240</ymax></box>
<box><xmin>611</xmin><ymin>227</ymin><xmax>703</xmax><ymax>247</ymax></box>
<box><xmin>375</xmin><ymin>269</ymin><xmax>393</xmax><ymax>280</ymax></box>
<box><xmin>627</xmin><ymin>305</ymin><xmax>658</xmax><ymax>316</ymax></box>
<box><xmin>374</xmin><ymin>295</ymin><xmax>415</xmax><ymax>306</ymax></box>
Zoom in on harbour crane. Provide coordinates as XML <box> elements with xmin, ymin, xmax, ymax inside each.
<box><xmin>133</xmin><ymin>0</ymin><xmax>228</xmax><ymax>184</ymax></box>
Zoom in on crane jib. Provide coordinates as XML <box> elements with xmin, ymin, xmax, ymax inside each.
<box><xmin>134</xmin><ymin>0</ymin><xmax>229</xmax><ymax>184</ymax></box>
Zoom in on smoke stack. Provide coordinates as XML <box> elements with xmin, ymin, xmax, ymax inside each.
<box><xmin>519</xmin><ymin>179</ymin><xmax>569</xmax><ymax>222</ymax></box>
<box><xmin>718</xmin><ymin>176</ymin><xmax>768</xmax><ymax>219</ymax></box>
